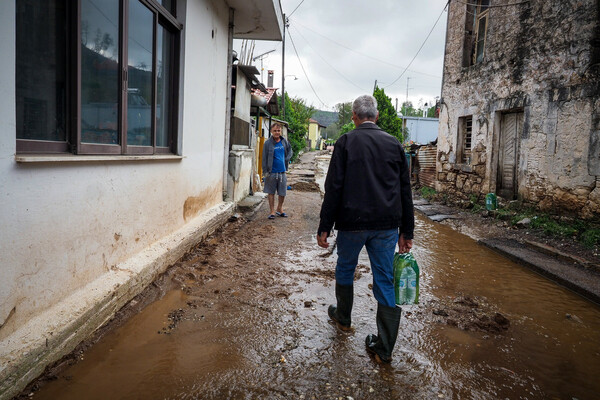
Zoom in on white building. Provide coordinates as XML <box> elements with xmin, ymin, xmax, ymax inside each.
<box><xmin>0</xmin><ymin>1</ymin><xmax>282</xmax><ymax>398</ymax></box>
<box><xmin>403</xmin><ymin>116</ymin><xmax>439</xmax><ymax>145</ymax></box>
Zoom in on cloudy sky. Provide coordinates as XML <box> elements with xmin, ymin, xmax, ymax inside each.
<box><xmin>235</xmin><ymin>0</ymin><xmax>449</xmax><ymax>112</ymax></box>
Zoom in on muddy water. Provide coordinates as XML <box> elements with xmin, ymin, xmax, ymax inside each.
<box><xmin>30</xmin><ymin>202</ymin><xmax>600</xmax><ymax>400</ymax></box>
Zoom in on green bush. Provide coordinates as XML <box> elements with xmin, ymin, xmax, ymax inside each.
<box><xmin>420</xmin><ymin>186</ymin><xmax>437</xmax><ymax>200</ymax></box>
<box><xmin>581</xmin><ymin>228</ymin><xmax>600</xmax><ymax>248</ymax></box>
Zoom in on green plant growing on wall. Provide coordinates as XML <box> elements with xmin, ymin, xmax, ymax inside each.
<box><xmin>420</xmin><ymin>186</ymin><xmax>437</xmax><ymax>200</ymax></box>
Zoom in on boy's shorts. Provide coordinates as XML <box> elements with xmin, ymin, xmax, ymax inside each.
<box><xmin>264</xmin><ymin>172</ymin><xmax>287</xmax><ymax>196</ymax></box>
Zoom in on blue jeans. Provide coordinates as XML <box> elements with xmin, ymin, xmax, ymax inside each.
<box><xmin>335</xmin><ymin>229</ymin><xmax>399</xmax><ymax>307</ymax></box>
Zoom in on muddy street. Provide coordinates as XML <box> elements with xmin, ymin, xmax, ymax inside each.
<box><xmin>27</xmin><ymin>153</ymin><xmax>600</xmax><ymax>400</ymax></box>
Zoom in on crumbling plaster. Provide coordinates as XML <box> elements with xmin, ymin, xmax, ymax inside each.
<box><xmin>437</xmin><ymin>0</ymin><xmax>600</xmax><ymax>217</ymax></box>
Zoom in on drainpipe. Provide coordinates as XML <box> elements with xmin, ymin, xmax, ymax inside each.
<box><xmin>223</xmin><ymin>8</ymin><xmax>234</xmax><ymax>201</ymax></box>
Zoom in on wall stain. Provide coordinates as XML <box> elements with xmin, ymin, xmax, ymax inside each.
<box><xmin>183</xmin><ymin>185</ymin><xmax>221</xmax><ymax>222</ymax></box>
<box><xmin>0</xmin><ymin>306</ymin><xmax>16</xmax><ymax>330</ymax></box>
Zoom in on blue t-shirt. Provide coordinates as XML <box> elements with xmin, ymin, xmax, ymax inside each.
<box><xmin>271</xmin><ymin>140</ymin><xmax>286</xmax><ymax>173</ymax></box>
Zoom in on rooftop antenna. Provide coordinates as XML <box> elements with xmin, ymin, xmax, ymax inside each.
<box><xmin>253</xmin><ymin>49</ymin><xmax>276</xmax><ymax>83</ymax></box>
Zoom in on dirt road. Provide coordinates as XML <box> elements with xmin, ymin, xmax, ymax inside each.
<box><xmin>26</xmin><ymin>151</ymin><xmax>600</xmax><ymax>400</ymax></box>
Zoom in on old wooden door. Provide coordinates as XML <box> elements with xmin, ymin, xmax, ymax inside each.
<box><xmin>497</xmin><ymin>112</ymin><xmax>523</xmax><ymax>199</ymax></box>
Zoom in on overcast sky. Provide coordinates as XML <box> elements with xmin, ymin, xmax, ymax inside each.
<box><xmin>234</xmin><ymin>0</ymin><xmax>449</xmax><ymax>113</ymax></box>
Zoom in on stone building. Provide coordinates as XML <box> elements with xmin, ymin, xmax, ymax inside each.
<box><xmin>437</xmin><ymin>0</ymin><xmax>600</xmax><ymax>217</ymax></box>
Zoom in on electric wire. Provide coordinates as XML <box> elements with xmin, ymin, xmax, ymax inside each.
<box><xmin>288</xmin><ymin>0</ymin><xmax>306</xmax><ymax>17</ymax></box>
<box><xmin>290</xmin><ymin>19</ymin><xmax>442</xmax><ymax>79</ymax></box>
<box><xmin>289</xmin><ymin>25</ymin><xmax>367</xmax><ymax>93</ymax></box>
<box><xmin>383</xmin><ymin>1</ymin><xmax>449</xmax><ymax>89</ymax></box>
<box><xmin>287</xmin><ymin>29</ymin><xmax>327</xmax><ymax>107</ymax></box>
<box><xmin>453</xmin><ymin>0</ymin><xmax>530</xmax><ymax>7</ymax></box>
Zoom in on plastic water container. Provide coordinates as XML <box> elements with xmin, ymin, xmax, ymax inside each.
<box><xmin>393</xmin><ymin>252</ymin><xmax>420</xmax><ymax>305</ymax></box>
<box><xmin>485</xmin><ymin>193</ymin><xmax>497</xmax><ymax>211</ymax></box>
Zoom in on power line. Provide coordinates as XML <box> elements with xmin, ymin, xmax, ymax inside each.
<box><xmin>288</xmin><ymin>0</ymin><xmax>306</xmax><ymax>17</ymax></box>
<box><xmin>287</xmin><ymin>29</ymin><xmax>327</xmax><ymax>108</ymax></box>
<box><xmin>290</xmin><ymin>19</ymin><xmax>442</xmax><ymax>80</ymax></box>
<box><xmin>383</xmin><ymin>1</ymin><xmax>449</xmax><ymax>89</ymax></box>
<box><xmin>453</xmin><ymin>0</ymin><xmax>530</xmax><ymax>7</ymax></box>
<box><xmin>289</xmin><ymin>25</ymin><xmax>367</xmax><ymax>93</ymax></box>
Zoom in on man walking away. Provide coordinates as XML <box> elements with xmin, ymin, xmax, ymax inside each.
<box><xmin>262</xmin><ymin>122</ymin><xmax>293</xmax><ymax>219</ymax></box>
<box><xmin>316</xmin><ymin>94</ymin><xmax>414</xmax><ymax>364</ymax></box>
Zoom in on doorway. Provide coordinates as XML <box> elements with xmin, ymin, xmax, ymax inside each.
<box><xmin>497</xmin><ymin>111</ymin><xmax>523</xmax><ymax>199</ymax></box>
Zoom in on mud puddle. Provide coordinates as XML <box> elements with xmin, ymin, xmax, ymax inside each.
<box><xmin>26</xmin><ymin>188</ymin><xmax>600</xmax><ymax>400</ymax></box>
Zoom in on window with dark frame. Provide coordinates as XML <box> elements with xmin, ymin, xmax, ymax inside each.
<box><xmin>458</xmin><ymin>115</ymin><xmax>473</xmax><ymax>165</ymax></box>
<box><xmin>473</xmin><ymin>0</ymin><xmax>489</xmax><ymax>65</ymax></box>
<box><xmin>462</xmin><ymin>0</ymin><xmax>489</xmax><ymax>67</ymax></box>
<box><xmin>16</xmin><ymin>0</ymin><xmax>181</xmax><ymax>155</ymax></box>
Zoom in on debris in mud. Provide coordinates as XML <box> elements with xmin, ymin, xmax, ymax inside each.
<box><xmin>304</xmin><ymin>300</ymin><xmax>313</xmax><ymax>308</ymax></box>
<box><xmin>453</xmin><ymin>295</ymin><xmax>479</xmax><ymax>308</ymax></box>
<box><xmin>290</xmin><ymin>181</ymin><xmax>320</xmax><ymax>192</ymax></box>
<box><xmin>158</xmin><ymin>308</ymin><xmax>185</xmax><ymax>334</ymax></box>
<box><xmin>566</xmin><ymin>313</ymin><xmax>583</xmax><ymax>323</ymax></box>
<box><xmin>432</xmin><ymin>296</ymin><xmax>510</xmax><ymax>333</ymax></box>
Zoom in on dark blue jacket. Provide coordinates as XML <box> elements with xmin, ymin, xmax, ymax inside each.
<box><xmin>317</xmin><ymin>123</ymin><xmax>414</xmax><ymax>239</ymax></box>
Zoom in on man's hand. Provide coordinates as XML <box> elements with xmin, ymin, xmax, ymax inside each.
<box><xmin>317</xmin><ymin>232</ymin><xmax>329</xmax><ymax>248</ymax></box>
<box><xmin>398</xmin><ymin>234</ymin><xmax>413</xmax><ymax>254</ymax></box>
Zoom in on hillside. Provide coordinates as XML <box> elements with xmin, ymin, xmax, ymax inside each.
<box><xmin>311</xmin><ymin>110</ymin><xmax>338</xmax><ymax>127</ymax></box>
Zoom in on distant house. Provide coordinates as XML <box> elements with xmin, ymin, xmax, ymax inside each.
<box><xmin>308</xmin><ymin>118</ymin><xmax>326</xmax><ymax>150</ymax></box>
<box><xmin>402</xmin><ymin>116</ymin><xmax>439</xmax><ymax>145</ymax></box>
<box><xmin>0</xmin><ymin>1</ymin><xmax>283</xmax><ymax>398</ymax></box>
<box><xmin>437</xmin><ymin>0</ymin><xmax>600</xmax><ymax>217</ymax></box>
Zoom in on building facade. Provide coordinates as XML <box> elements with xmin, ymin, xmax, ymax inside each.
<box><xmin>308</xmin><ymin>118</ymin><xmax>325</xmax><ymax>150</ymax></box>
<box><xmin>437</xmin><ymin>0</ymin><xmax>600</xmax><ymax>217</ymax></box>
<box><xmin>0</xmin><ymin>1</ymin><xmax>282</xmax><ymax>398</ymax></box>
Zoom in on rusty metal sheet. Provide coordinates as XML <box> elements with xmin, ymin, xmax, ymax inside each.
<box><xmin>417</xmin><ymin>145</ymin><xmax>437</xmax><ymax>189</ymax></box>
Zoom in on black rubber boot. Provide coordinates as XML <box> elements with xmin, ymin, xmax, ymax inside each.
<box><xmin>365</xmin><ymin>303</ymin><xmax>402</xmax><ymax>363</ymax></box>
<box><xmin>328</xmin><ymin>283</ymin><xmax>354</xmax><ymax>331</ymax></box>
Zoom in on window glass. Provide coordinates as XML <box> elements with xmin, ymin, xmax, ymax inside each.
<box><xmin>156</xmin><ymin>25</ymin><xmax>173</xmax><ymax>147</ymax></box>
<box><xmin>159</xmin><ymin>0</ymin><xmax>175</xmax><ymax>15</ymax></box>
<box><xmin>475</xmin><ymin>15</ymin><xmax>487</xmax><ymax>64</ymax></box>
<box><xmin>16</xmin><ymin>0</ymin><xmax>67</xmax><ymax>142</ymax></box>
<box><xmin>479</xmin><ymin>0</ymin><xmax>490</xmax><ymax>12</ymax></box>
<box><xmin>127</xmin><ymin>0</ymin><xmax>154</xmax><ymax>146</ymax></box>
<box><xmin>81</xmin><ymin>0</ymin><xmax>120</xmax><ymax>144</ymax></box>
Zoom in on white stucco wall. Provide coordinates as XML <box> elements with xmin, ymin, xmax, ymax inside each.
<box><xmin>0</xmin><ymin>0</ymin><xmax>229</xmax><ymax>340</ymax></box>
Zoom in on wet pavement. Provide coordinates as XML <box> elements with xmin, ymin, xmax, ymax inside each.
<box><xmin>25</xmin><ymin>152</ymin><xmax>600</xmax><ymax>400</ymax></box>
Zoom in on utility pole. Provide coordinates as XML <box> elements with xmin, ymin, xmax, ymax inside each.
<box><xmin>403</xmin><ymin>77</ymin><xmax>411</xmax><ymax>116</ymax></box>
<box><xmin>373</xmin><ymin>79</ymin><xmax>377</xmax><ymax>93</ymax></box>
<box><xmin>281</xmin><ymin>14</ymin><xmax>288</xmax><ymax>118</ymax></box>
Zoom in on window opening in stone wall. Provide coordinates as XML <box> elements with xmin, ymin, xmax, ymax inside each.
<box><xmin>462</xmin><ymin>0</ymin><xmax>489</xmax><ymax>67</ymax></box>
<box><xmin>16</xmin><ymin>0</ymin><xmax>181</xmax><ymax>155</ymax></box>
<box><xmin>473</xmin><ymin>1</ymin><xmax>489</xmax><ymax>65</ymax></box>
<box><xmin>458</xmin><ymin>115</ymin><xmax>473</xmax><ymax>164</ymax></box>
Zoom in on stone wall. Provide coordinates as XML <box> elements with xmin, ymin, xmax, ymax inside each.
<box><xmin>437</xmin><ymin>0</ymin><xmax>600</xmax><ymax>218</ymax></box>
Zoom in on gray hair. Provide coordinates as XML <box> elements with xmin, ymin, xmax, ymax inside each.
<box><xmin>352</xmin><ymin>95</ymin><xmax>378</xmax><ymax>120</ymax></box>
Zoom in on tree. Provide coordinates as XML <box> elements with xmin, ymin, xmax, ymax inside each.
<box><xmin>339</xmin><ymin>121</ymin><xmax>355</xmax><ymax>136</ymax></box>
<box><xmin>278</xmin><ymin>93</ymin><xmax>314</xmax><ymax>160</ymax></box>
<box><xmin>373</xmin><ymin>86</ymin><xmax>403</xmax><ymax>142</ymax></box>
<box><xmin>334</xmin><ymin>101</ymin><xmax>353</xmax><ymax>127</ymax></box>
